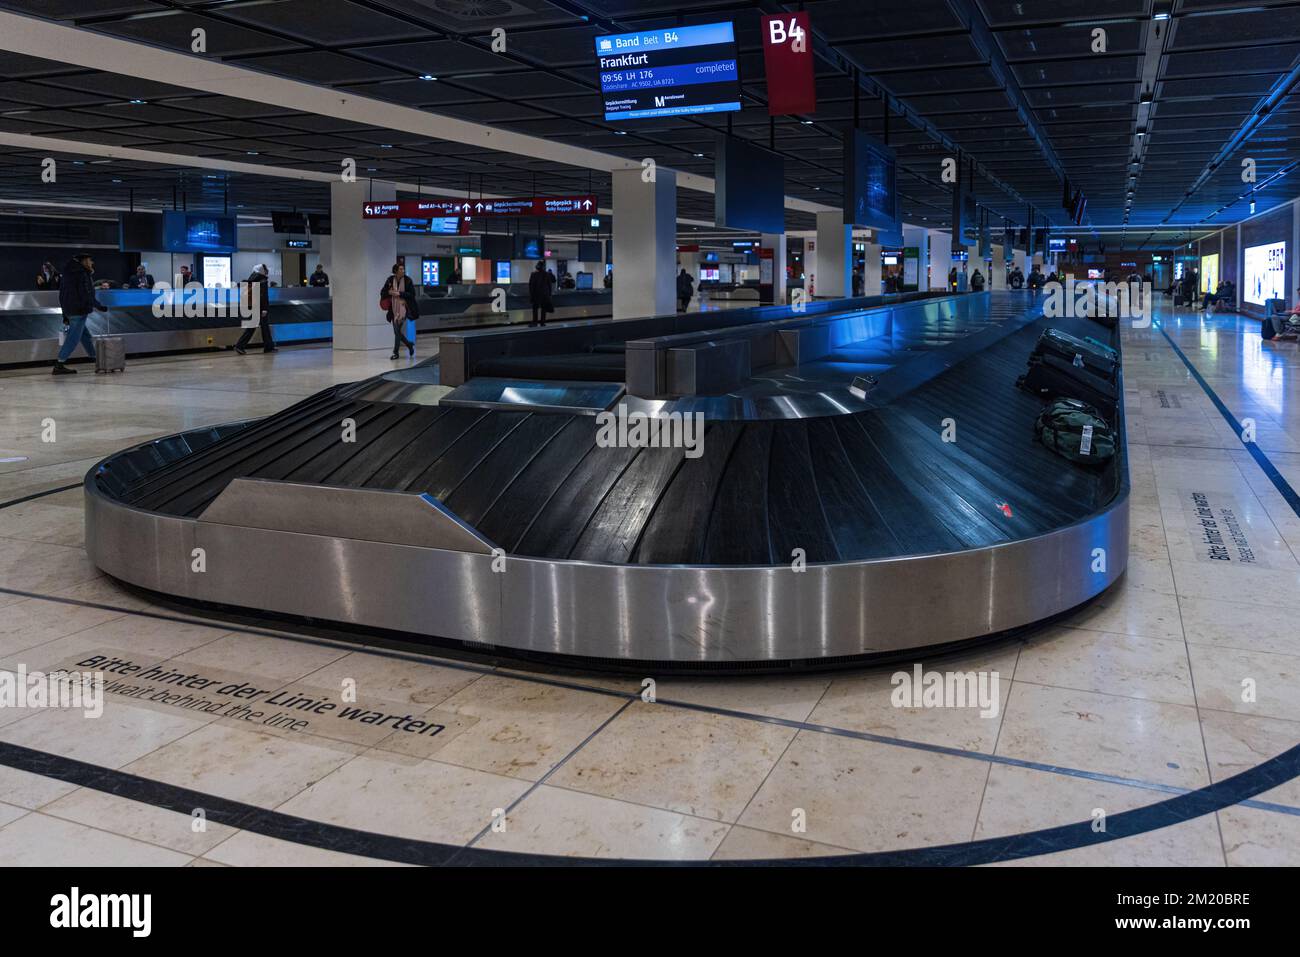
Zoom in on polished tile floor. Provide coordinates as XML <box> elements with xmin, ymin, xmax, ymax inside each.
<box><xmin>0</xmin><ymin>303</ymin><xmax>1298</xmax><ymax>866</ymax></box>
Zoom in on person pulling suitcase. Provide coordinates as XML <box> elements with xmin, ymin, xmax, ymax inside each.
<box><xmin>52</xmin><ymin>252</ymin><xmax>106</xmax><ymax>375</ymax></box>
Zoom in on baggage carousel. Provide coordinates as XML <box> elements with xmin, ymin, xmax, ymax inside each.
<box><xmin>83</xmin><ymin>291</ymin><xmax>1129</xmax><ymax>671</ymax></box>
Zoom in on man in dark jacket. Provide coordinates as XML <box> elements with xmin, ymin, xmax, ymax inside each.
<box><xmin>676</xmin><ymin>268</ymin><xmax>695</xmax><ymax>312</ymax></box>
<box><xmin>308</xmin><ymin>265</ymin><xmax>329</xmax><ymax>288</ymax></box>
<box><xmin>233</xmin><ymin>264</ymin><xmax>276</xmax><ymax>354</ymax></box>
<box><xmin>123</xmin><ymin>264</ymin><xmax>154</xmax><ymax>289</ymax></box>
<box><xmin>53</xmin><ymin>253</ymin><xmax>106</xmax><ymax>375</ymax></box>
<box><xmin>528</xmin><ymin>260</ymin><xmax>553</xmax><ymax>326</ymax></box>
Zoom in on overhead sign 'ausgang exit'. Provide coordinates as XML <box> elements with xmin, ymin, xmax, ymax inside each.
<box><xmin>595</xmin><ymin>22</ymin><xmax>742</xmax><ymax>121</ymax></box>
<box><xmin>362</xmin><ymin>196</ymin><xmax>597</xmax><ymax>219</ymax></box>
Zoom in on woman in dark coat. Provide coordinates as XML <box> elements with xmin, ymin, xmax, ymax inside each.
<box><xmin>381</xmin><ymin>262</ymin><xmax>419</xmax><ymax>359</ymax></box>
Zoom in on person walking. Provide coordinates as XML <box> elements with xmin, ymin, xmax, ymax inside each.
<box><xmin>528</xmin><ymin>259</ymin><xmax>553</xmax><ymax>326</ymax></box>
<box><xmin>52</xmin><ymin>252</ymin><xmax>105</xmax><ymax>375</ymax></box>
<box><xmin>381</xmin><ymin>261</ymin><xmax>418</xmax><ymax>359</ymax></box>
<box><xmin>233</xmin><ymin>264</ymin><xmax>276</xmax><ymax>355</ymax></box>
<box><xmin>676</xmin><ymin>267</ymin><xmax>695</xmax><ymax>312</ymax></box>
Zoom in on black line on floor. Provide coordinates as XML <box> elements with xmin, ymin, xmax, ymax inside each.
<box><xmin>0</xmin><ymin>483</ymin><xmax>83</xmax><ymax>511</ymax></box>
<box><xmin>1</xmin><ymin>739</ymin><xmax>1295</xmax><ymax>866</ymax></box>
<box><xmin>1155</xmin><ymin>320</ymin><xmax>1300</xmax><ymax>518</ymax></box>
<box><xmin>3</xmin><ymin>581</ymin><xmax>1299</xmax><ymax>820</ymax></box>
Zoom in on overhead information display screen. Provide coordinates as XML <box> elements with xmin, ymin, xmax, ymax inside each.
<box><xmin>595</xmin><ymin>22</ymin><xmax>741</xmax><ymax>121</ymax></box>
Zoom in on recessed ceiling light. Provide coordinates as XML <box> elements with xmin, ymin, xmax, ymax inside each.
<box><xmin>380</xmin><ymin>144</ymin><xmax>392</xmax><ymax>149</ymax></box>
<box><xmin>419</xmin><ymin>74</ymin><xmax>438</xmax><ymax>81</ymax></box>
<box><xmin>614</xmin><ymin>130</ymin><xmax>627</xmax><ymax>135</ymax></box>
<box><xmin>693</xmin><ymin>153</ymin><xmax>704</xmax><ymax>157</ymax></box>
<box><xmin>247</xmin><ymin>151</ymin><xmax>259</xmax><ymax>155</ymax></box>
<box><xmin>801</xmin><ymin>120</ymin><xmax>813</xmax><ymax>125</ymax></box>
<box><xmin>129</xmin><ymin>99</ymin><xmax>146</xmax><ymax>105</ymax></box>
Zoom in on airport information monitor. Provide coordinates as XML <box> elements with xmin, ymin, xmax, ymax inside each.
<box><xmin>596</xmin><ymin>22</ymin><xmax>742</xmax><ymax>121</ymax></box>
<box><xmin>421</xmin><ymin>259</ymin><xmax>440</xmax><ymax>286</ymax></box>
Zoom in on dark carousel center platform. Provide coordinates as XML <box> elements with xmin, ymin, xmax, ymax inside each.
<box><xmin>83</xmin><ymin>291</ymin><xmax>1129</xmax><ymax>671</ymax></box>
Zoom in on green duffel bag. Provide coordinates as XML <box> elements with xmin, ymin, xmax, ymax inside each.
<box><xmin>1034</xmin><ymin>398</ymin><xmax>1116</xmax><ymax>464</ymax></box>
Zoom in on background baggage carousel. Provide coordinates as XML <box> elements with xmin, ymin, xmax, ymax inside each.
<box><xmin>83</xmin><ymin>292</ymin><xmax>1129</xmax><ymax>671</ymax></box>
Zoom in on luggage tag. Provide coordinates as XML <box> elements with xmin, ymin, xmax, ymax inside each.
<box><xmin>1072</xmin><ymin>353</ymin><xmax>1084</xmax><ymax>368</ymax></box>
<box><xmin>1080</xmin><ymin>424</ymin><xmax>1094</xmax><ymax>456</ymax></box>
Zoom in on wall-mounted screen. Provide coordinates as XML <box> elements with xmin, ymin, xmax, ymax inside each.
<box><xmin>421</xmin><ymin>259</ymin><xmax>440</xmax><ymax>286</ymax></box>
<box><xmin>715</xmin><ymin>135</ymin><xmax>784</xmax><ymax>234</ymax></box>
<box><xmin>514</xmin><ymin>235</ymin><xmax>544</xmax><ymax>259</ymax></box>
<box><xmin>576</xmin><ymin>272</ymin><xmax>594</xmax><ymax>290</ymax></box>
<box><xmin>202</xmin><ymin>255</ymin><xmax>232</xmax><ymax>289</ymax></box>
<box><xmin>1244</xmin><ymin>241</ymin><xmax>1286</xmax><ymax>305</ymax></box>
<box><xmin>308</xmin><ymin>213</ymin><xmax>330</xmax><ymax>236</ymax></box>
<box><xmin>577</xmin><ymin>239</ymin><xmax>602</xmax><ymax>262</ymax></box>
<box><xmin>494</xmin><ymin>260</ymin><xmax>512</xmax><ymax>283</ymax></box>
<box><xmin>699</xmin><ymin>266</ymin><xmax>720</xmax><ymax>281</ymax></box>
<box><xmin>1200</xmin><ymin>253</ymin><xmax>1219</xmax><ymax>294</ymax></box>
<box><xmin>272</xmin><ymin>211</ymin><xmax>308</xmax><ymax>235</ymax></box>
<box><xmin>1087</xmin><ymin>268</ymin><xmax>1103</xmax><ymax>280</ymax></box>
<box><xmin>843</xmin><ymin>129</ymin><xmax>898</xmax><ymax>233</ymax></box>
<box><xmin>119</xmin><ymin>212</ymin><xmax>163</xmax><ymax>252</ymax></box>
<box><xmin>162</xmin><ymin>211</ymin><xmax>237</xmax><ymax>253</ymax></box>
<box><xmin>596</xmin><ymin>22</ymin><xmax>742</xmax><ymax>121</ymax></box>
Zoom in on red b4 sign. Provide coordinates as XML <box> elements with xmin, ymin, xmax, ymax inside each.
<box><xmin>761</xmin><ymin>12</ymin><xmax>816</xmax><ymax>116</ymax></box>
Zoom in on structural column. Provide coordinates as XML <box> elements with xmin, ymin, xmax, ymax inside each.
<box><xmin>862</xmin><ymin>240</ymin><xmax>882</xmax><ymax>296</ymax></box>
<box><xmin>613</xmin><ymin>167</ymin><xmax>676</xmax><ymax>319</ymax></box>
<box><xmin>928</xmin><ymin>230</ymin><xmax>952</xmax><ymax>290</ymax></box>
<box><xmin>1013</xmin><ymin>247</ymin><xmax>1027</xmax><ymax>276</ymax></box>
<box><xmin>814</xmin><ymin>210</ymin><xmax>851</xmax><ymax>299</ymax></box>
<box><xmin>331</xmin><ymin>180</ymin><xmax>397</xmax><ymax>351</ymax></box>
<box><xmin>990</xmin><ymin>244</ymin><xmax>1006</xmax><ymax>289</ymax></box>
<box><xmin>903</xmin><ymin>223</ymin><xmax>928</xmax><ymax>293</ymax></box>
<box><xmin>760</xmin><ymin>232</ymin><xmax>787</xmax><ymax>304</ymax></box>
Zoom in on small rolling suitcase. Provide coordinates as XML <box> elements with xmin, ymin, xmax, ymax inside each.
<box><xmin>1017</xmin><ymin>353</ymin><xmax>1118</xmax><ymax>419</ymax></box>
<box><xmin>94</xmin><ymin>311</ymin><xmax>125</xmax><ymax>374</ymax></box>
<box><xmin>1032</xmin><ymin>328</ymin><xmax>1118</xmax><ymax>381</ymax></box>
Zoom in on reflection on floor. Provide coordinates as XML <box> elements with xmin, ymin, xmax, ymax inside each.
<box><xmin>0</xmin><ymin>304</ymin><xmax>1298</xmax><ymax>865</ymax></box>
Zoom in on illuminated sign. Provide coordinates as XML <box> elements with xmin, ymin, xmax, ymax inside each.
<box><xmin>1243</xmin><ymin>241</ymin><xmax>1286</xmax><ymax>305</ymax></box>
<box><xmin>595</xmin><ymin>22</ymin><xmax>742</xmax><ymax>121</ymax></box>
<box><xmin>363</xmin><ymin>196</ymin><xmax>596</xmax><ymax>219</ymax></box>
<box><xmin>761</xmin><ymin>13</ymin><xmax>815</xmax><ymax>115</ymax></box>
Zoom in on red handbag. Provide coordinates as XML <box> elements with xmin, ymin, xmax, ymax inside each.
<box><xmin>379</xmin><ymin>296</ymin><xmax>392</xmax><ymax>312</ymax></box>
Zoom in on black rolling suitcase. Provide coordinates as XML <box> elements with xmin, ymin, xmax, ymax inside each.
<box><xmin>1017</xmin><ymin>353</ymin><xmax>1118</xmax><ymax>418</ymax></box>
<box><xmin>1033</xmin><ymin>328</ymin><xmax>1117</xmax><ymax>381</ymax></box>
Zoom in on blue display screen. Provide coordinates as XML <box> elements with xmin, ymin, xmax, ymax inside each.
<box><xmin>422</xmin><ymin>260</ymin><xmax>440</xmax><ymax>286</ymax></box>
<box><xmin>595</xmin><ymin>22</ymin><xmax>742</xmax><ymax>121</ymax></box>
<box><xmin>161</xmin><ymin>211</ymin><xmax>237</xmax><ymax>253</ymax></box>
<box><xmin>495</xmin><ymin>261</ymin><xmax>512</xmax><ymax>283</ymax></box>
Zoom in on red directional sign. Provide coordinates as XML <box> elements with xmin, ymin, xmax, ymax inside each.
<box><xmin>362</xmin><ymin>195</ymin><xmax>598</xmax><ymax>219</ymax></box>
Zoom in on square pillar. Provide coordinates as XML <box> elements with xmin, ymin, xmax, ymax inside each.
<box><xmin>331</xmin><ymin>180</ymin><xmax>396</xmax><ymax>351</ymax></box>
<box><xmin>760</xmin><ymin>232</ymin><xmax>787</xmax><ymax>304</ymax></box>
<box><xmin>903</xmin><ymin>223</ymin><xmax>928</xmax><ymax>292</ymax></box>
<box><xmin>990</xmin><ymin>245</ymin><xmax>1006</xmax><ymax>289</ymax></box>
<box><xmin>862</xmin><ymin>241</ymin><xmax>882</xmax><ymax>296</ymax></box>
<box><xmin>815</xmin><ymin>210</ymin><xmax>851</xmax><ymax>298</ymax></box>
<box><xmin>1013</xmin><ymin>247</ymin><xmax>1027</xmax><ymax>275</ymax></box>
<box><xmin>613</xmin><ymin>167</ymin><xmax>676</xmax><ymax>319</ymax></box>
<box><xmin>928</xmin><ymin>230</ymin><xmax>952</xmax><ymax>290</ymax></box>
